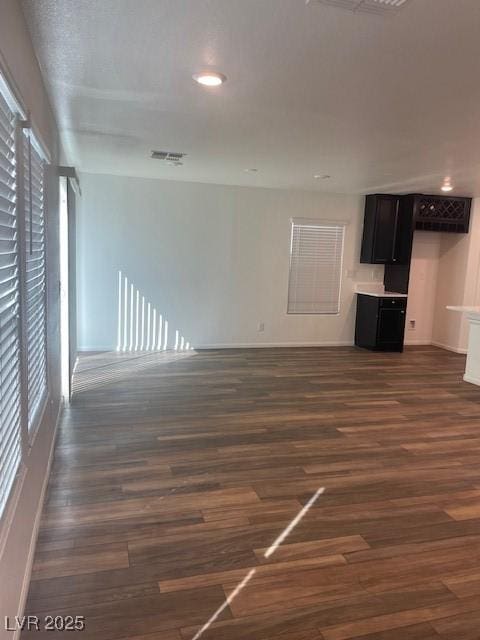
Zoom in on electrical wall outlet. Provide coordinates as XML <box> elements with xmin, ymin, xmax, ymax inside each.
<box><xmin>258</xmin><ymin>322</ymin><xmax>265</xmax><ymax>332</ymax></box>
<box><xmin>409</xmin><ymin>319</ymin><xmax>416</xmax><ymax>329</ymax></box>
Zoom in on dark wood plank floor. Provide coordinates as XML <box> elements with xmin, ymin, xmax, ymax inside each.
<box><xmin>21</xmin><ymin>346</ymin><xmax>480</xmax><ymax>639</ymax></box>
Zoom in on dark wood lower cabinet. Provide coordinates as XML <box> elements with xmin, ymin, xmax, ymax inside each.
<box><xmin>355</xmin><ymin>294</ymin><xmax>407</xmax><ymax>352</ymax></box>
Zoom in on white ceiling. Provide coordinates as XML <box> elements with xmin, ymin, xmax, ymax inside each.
<box><xmin>21</xmin><ymin>0</ymin><xmax>480</xmax><ymax>195</ymax></box>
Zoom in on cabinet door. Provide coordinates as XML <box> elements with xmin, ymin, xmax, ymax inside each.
<box><xmin>373</xmin><ymin>196</ymin><xmax>400</xmax><ymax>263</ymax></box>
<box><xmin>377</xmin><ymin>308</ymin><xmax>406</xmax><ymax>346</ymax></box>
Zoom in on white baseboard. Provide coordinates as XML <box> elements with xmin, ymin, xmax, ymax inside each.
<box><xmin>464</xmin><ymin>373</ymin><xmax>480</xmax><ymax>386</ymax></box>
<box><xmin>13</xmin><ymin>399</ymin><xmax>63</xmax><ymax>640</ymax></box>
<box><xmin>403</xmin><ymin>339</ymin><xmax>468</xmax><ymax>355</ymax></box>
<box><xmin>431</xmin><ymin>340</ymin><xmax>468</xmax><ymax>355</ymax></box>
<box><xmin>195</xmin><ymin>341</ymin><xmax>355</xmax><ymax>349</ymax></box>
<box><xmin>78</xmin><ymin>340</ymin><xmax>468</xmax><ymax>352</ymax></box>
<box><xmin>78</xmin><ymin>341</ymin><xmax>356</xmax><ymax>352</ymax></box>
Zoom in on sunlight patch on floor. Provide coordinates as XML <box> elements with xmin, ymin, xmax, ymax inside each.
<box><xmin>72</xmin><ymin>350</ymin><xmax>195</xmax><ymax>395</ymax></box>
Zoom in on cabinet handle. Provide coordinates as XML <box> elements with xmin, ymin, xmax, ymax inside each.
<box><xmin>391</xmin><ymin>199</ymin><xmax>400</xmax><ymax>262</ymax></box>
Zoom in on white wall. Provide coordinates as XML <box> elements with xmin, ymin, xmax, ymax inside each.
<box><xmin>0</xmin><ymin>2</ymin><xmax>60</xmax><ymax>636</ymax></box>
<box><xmin>432</xmin><ymin>199</ymin><xmax>480</xmax><ymax>353</ymax></box>
<box><xmin>404</xmin><ymin>200</ymin><xmax>480</xmax><ymax>354</ymax></box>
<box><xmin>405</xmin><ymin>232</ymin><xmax>441</xmax><ymax>345</ymax></box>
<box><xmin>77</xmin><ymin>172</ymin><xmax>382</xmax><ymax>350</ymax></box>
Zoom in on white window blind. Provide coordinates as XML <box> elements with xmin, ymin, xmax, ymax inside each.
<box><xmin>287</xmin><ymin>219</ymin><xmax>345</xmax><ymax>314</ymax></box>
<box><xmin>23</xmin><ymin>130</ymin><xmax>47</xmax><ymax>430</ymax></box>
<box><xmin>0</xmin><ymin>86</ymin><xmax>22</xmax><ymax>516</ymax></box>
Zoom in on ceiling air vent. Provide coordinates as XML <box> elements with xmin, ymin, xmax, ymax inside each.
<box><xmin>306</xmin><ymin>0</ymin><xmax>412</xmax><ymax>14</ymax></box>
<box><xmin>151</xmin><ymin>150</ymin><xmax>186</xmax><ymax>165</ymax></box>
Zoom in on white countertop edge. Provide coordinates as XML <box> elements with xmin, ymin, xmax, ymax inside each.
<box><xmin>356</xmin><ymin>290</ymin><xmax>408</xmax><ymax>298</ymax></box>
<box><xmin>447</xmin><ymin>305</ymin><xmax>480</xmax><ymax>321</ymax></box>
<box><xmin>447</xmin><ymin>306</ymin><xmax>480</xmax><ymax>313</ymax></box>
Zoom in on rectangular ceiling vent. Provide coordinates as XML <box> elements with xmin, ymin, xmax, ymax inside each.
<box><xmin>306</xmin><ymin>0</ymin><xmax>412</xmax><ymax>15</ymax></box>
<box><xmin>151</xmin><ymin>150</ymin><xmax>186</xmax><ymax>165</ymax></box>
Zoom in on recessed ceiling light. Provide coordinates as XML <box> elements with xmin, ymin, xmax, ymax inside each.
<box><xmin>244</xmin><ymin>168</ymin><xmax>258</xmax><ymax>173</ymax></box>
<box><xmin>314</xmin><ymin>174</ymin><xmax>331</xmax><ymax>180</ymax></box>
<box><xmin>193</xmin><ymin>71</ymin><xmax>226</xmax><ymax>87</ymax></box>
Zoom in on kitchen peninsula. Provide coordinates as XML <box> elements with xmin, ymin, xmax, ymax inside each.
<box><xmin>447</xmin><ymin>306</ymin><xmax>480</xmax><ymax>385</ymax></box>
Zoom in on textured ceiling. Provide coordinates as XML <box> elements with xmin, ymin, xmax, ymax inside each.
<box><xmin>21</xmin><ymin>0</ymin><xmax>480</xmax><ymax>195</ymax></box>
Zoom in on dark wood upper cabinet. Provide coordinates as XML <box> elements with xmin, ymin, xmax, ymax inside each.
<box><xmin>413</xmin><ymin>194</ymin><xmax>471</xmax><ymax>233</ymax></box>
<box><xmin>361</xmin><ymin>192</ymin><xmax>471</xmax><ymax>267</ymax></box>
<box><xmin>360</xmin><ymin>194</ymin><xmax>409</xmax><ymax>265</ymax></box>
<box><xmin>361</xmin><ymin>192</ymin><xmax>470</xmax><ymax>295</ymax></box>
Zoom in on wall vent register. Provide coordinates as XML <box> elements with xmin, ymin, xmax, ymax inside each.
<box><xmin>306</xmin><ymin>0</ymin><xmax>412</xmax><ymax>14</ymax></box>
<box><xmin>151</xmin><ymin>150</ymin><xmax>186</xmax><ymax>165</ymax></box>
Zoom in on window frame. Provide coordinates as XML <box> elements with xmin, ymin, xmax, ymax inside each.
<box><xmin>0</xmin><ymin>83</ymin><xmax>23</xmax><ymax>524</ymax></box>
<box><xmin>0</xmin><ymin>70</ymin><xmax>50</xmax><ymax>532</ymax></box>
<box><xmin>287</xmin><ymin>217</ymin><xmax>346</xmax><ymax>316</ymax></box>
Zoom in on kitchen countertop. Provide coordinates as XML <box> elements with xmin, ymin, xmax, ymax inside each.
<box><xmin>446</xmin><ymin>306</ymin><xmax>480</xmax><ymax>387</ymax></box>
<box><xmin>447</xmin><ymin>305</ymin><xmax>480</xmax><ymax>319</ymax></box>
<box><xmin>447</xmin><ymin>305</ymin><xmax>480</xmax><ymax>313</ymax></box>
<box><xmin>355</xmin><ymin>284</ymin><xmax>408</xmax><ymax>298</ymax></box>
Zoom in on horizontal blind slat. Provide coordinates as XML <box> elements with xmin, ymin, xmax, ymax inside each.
<box><xmin>288</xmin><ymin>221</ymin><xmax>344</xmax><ymax>315</ymax></box>
<box><xmin>23</xmin><ymin>131</ymin><xmax>47</xmax><ymax>432</ymax></box>
<box><xmin>0</xmin><ymin>79</ymin><xmax>21</xmax><ymax>521</ymax></box>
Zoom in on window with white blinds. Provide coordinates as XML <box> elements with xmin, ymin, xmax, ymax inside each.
<box><xmin>287</xmin><ymin>219</ymin><xmax>345</xmax><ymax>314</ymax></box>
<box><xmin>0</xmin><ymin>73</ymin><xmax>49</xmax><ymax>522</ymax></box>
<box><xmin>0</xmin><ymin>85</ymin><xmax>22</xmax><ymax>516</ymax></box>
<box><xmin>23</xmin><ymin>130</ymin><xmax>47</xmax><ymax>430</ymax></box>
